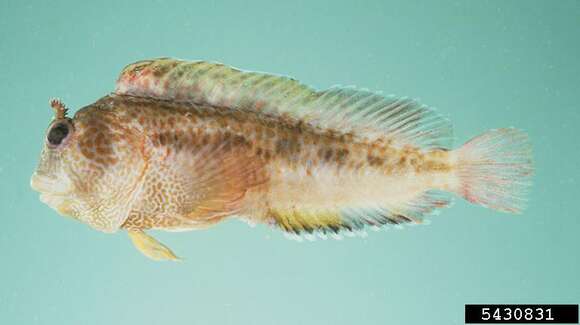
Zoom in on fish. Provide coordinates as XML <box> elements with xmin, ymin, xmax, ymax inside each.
<box><xmin>31</xmin><ymin>58</ymin><xmax>533</xmax><ymax>261</ymax></box>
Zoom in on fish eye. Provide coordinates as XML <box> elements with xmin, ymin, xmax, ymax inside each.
<box><xmin>47</xmin><ymin>122</ymin><xmax>70</xmax><ymax>146</ymax></box>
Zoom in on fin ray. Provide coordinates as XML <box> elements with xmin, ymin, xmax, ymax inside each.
<box><xmin>128</xmin><ymin>230</ymin><xmax>180</xmax><ymax>261</ymax></box>
<box><xmin>452</xmin><ymin>128</ymin><xmax>533</xmax><ymax>213</ymax></box>
<box><xmin>268</xmin><ymin>190</ymin><xmax>452</xmax><ymax>240</ymax></box>
<box><xmin>115</xmin><ymin>58</ymin><xmax>453</xmax><ymax>150</ymax></box>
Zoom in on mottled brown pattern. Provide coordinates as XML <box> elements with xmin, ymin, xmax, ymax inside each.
<box><xmin>30</xmin><ymin>58</ymin><xmax>533</xmax><ymax>261</ymax></box>
<box><xmin>74</xmin><ymin>94</ymin><xmax>451</xmax><ymax>232</ymax></box>
<box><xmin>35</xmin><ymin>91</ymin><xmax>452</xmax><ymax>234</ymax></box>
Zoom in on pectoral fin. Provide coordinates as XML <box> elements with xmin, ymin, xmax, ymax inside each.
<box><xmin>127</xmin><ymin>230</ymin><xmax>181</xmax><ymax>261</ymax></box>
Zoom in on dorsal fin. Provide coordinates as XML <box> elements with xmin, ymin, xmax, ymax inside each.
<box><xmin>115</xmin><ymin>58</ymin><xmax>453</xmax><ymax>149</ymax></box>
<box><xmin>293</xmin><ymin>87</ymin><xmax>453</xmax><ymax>149</ymax></box>
<box><xmin>115</xmin><ymin>58</ymin><xmax>317</xmax><ymax>111</ymax></box>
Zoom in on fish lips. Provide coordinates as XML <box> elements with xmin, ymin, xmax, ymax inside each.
<box><xmin>30</xmin><ymin>172</ymin><xmax>71</xmax><ymax>196</ymax></box>
<box><xmin>31</xmin><ymin>172</ymin><xmax>77</xmax><ymax>215</ymax></box>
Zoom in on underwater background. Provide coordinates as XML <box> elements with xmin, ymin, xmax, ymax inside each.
<box><xmin>1</xmin><ymin>0</ymin><xmax>578</xmax><ymax>324</ymax></box>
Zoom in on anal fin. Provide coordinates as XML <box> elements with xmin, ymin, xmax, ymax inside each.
<box><xmin>270</xmin><ymin>190</ymin><xmax>452</xmax><ymax>240</ymax></box>
<box><xmin>390</xmin><ymin>190</ymin><xmax>453</xmax><ymax>222</ymax></box>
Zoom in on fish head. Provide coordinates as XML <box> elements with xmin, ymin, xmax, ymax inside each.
<box><xmin>31</xmin><ymin>99</ymin><xmax>79</xmax><ymax>218</ymax></box>
<box><xmin>31</xmin><ymin>98</ymin><xmax>147</xmax><ymax>232</ymax></box>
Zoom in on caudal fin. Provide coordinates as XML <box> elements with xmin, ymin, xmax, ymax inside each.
<box><xmin>452</xmin><ymin>128</ymin><xmax>533</xmax><ymax>213</ymax></box>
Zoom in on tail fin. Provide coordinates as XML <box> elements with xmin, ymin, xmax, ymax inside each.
<box><xmin>452</xmin><ymin>128</ymin><xmax>533</xmax><ymax>213</ymax></box>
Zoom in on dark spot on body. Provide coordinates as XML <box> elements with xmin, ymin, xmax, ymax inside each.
<box><xmin>263</xmin><ymin>150</ymin><xmax>272</xmax><ymax>161</ymax></box>
<box><xmin>275</xmin><ymin>139</ymin><xmax>301</xmax><ymax>155</ymax></box>
<box><xmin>367</xmin><ymin>155</ymin><xmax>384</xmax><ymax>166</ymax></box>
<box><xmin>275</xmin><ymin>139</ymin><xmax>288</xmax><ymax>154</ymax></box>
<box><xmin>324</xmin><ymin>148</ymin><xmax>334</xmax><ymax>161</ymax></box>
<box><xmin>233</xmin><ymin>135</ymin><xmax>249</xmax><ymax>148</ymax></box>
<box><xmin>159</xmin><ymin>133</ymin><xmax>167</xmax><ymax>146</ymax></box>
<box><xmin>201</xmin><ymin>134</ymin><xmax>210</xmax><ymax>146</ymax></box>
<box><xmin>335</xmin><ymin>148</ymin><xmax>350</xmax><ymax>164</ymax></box>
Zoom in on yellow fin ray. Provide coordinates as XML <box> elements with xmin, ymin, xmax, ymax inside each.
<box><xmin>268</xmin><ymin>191</ymin><xmax>452</xmax><ymax>240</ymax></box>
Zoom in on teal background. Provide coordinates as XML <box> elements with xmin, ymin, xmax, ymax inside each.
<box><xmin>1</xmin><ymin>0</ymin><xmax>578</xmax><ymax>324</ymax></box>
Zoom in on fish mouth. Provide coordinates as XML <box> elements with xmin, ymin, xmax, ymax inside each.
<box><xmin>31</xmin><ymin>172</ymin><xmax>75</xmax><ymax>215</ymax></box>
<box><xmin>31</xmin><ymin>172</ymin><xmax>52</xmax><ymax>193</ymax></box>
<box><xmin>30</xmin><ymin>172</ymin><xmax>70</xmax><ymax>195</ymax></box>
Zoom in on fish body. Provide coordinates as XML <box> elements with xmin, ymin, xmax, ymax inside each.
<box><xmin>31</xmin><ymin>58</ymin><xmax>533</xmax><ymax>260</ymax></box>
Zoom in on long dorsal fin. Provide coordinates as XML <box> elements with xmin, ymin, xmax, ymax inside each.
<box><xmin>115</xmin><ymin>58</ymin><xmax>452</xmax><ymax>149</ymax></box>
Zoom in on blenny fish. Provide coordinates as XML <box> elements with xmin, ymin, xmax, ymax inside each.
<box><xmin>31</xmin><ymin>58</ymin><xmax>533</xmax><ymax>261</ymax></box>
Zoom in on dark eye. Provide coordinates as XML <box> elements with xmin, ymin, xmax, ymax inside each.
<box><xmin>47</xmin><ymin>123</ymin><xmax>70</xmax><ymax>146</ymax></box>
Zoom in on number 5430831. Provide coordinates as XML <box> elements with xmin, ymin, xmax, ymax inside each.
<box><xmin>481</xmin><ymin>307</ymin><xmax>554</xmax><ymax>322</ymax></box>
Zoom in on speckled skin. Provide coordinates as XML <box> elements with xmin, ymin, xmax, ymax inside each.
<box><xmin>32</xmin><ymin>100</ymin><xmax>145</xmax><ymax>232</ymax></box>
<box><xmin>30</xmin><ymin>59</ymin><xmax>532</xmax><ymax>260</ymax></box>
<box><xmin>34</xmin><ymin>93</ymin><xmax>450</xmax><ymax>235</ymax></box>
<box><xmin>31</xmin><ymin>58</ymin><xmax>532</xmax><ymax>260</ymax></box>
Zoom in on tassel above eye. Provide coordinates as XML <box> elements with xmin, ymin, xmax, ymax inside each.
<box><xmin>50</xmin><ymin>98</ymin><xmax>68</xmax><ymax>120</ymax></box>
